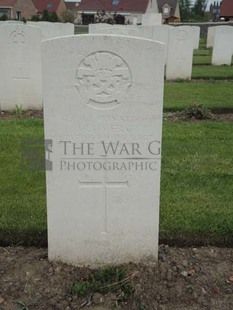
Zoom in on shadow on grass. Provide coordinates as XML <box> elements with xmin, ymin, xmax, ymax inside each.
<box><xmin>0</xmin><ymin>230</ymin><xmax>48</xmax><ymax>247</ymax></box>
<box><xmin>1</xmin><ymin>231</ymin><xmax>233</xmax><ymax>248</ymax></box>
<box><xmin>164</xmin><ymin>107</ymin><xmax>233</xmax><ymax>114</ymax></box>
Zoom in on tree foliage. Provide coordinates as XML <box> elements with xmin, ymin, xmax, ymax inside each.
<box><xmin>192</xmin><ymin>0</ymin><xmax>208</xmax><ymax>18</ymax></box>
<box><xmin>179</xmin><ymin>0</ymin><xmax>208</xmax><ymax>21</ymax></box>
<box><xmin>31</xmin><ymin>10</ymin><xmax>60</xmax><ymax>22</ymax></box>
<box><xmin>179</xmin><ymin>0</ymin><xmax>192</xmax><ymax>21</ymax></box>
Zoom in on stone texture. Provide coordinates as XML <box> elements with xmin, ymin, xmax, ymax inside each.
<box><xmin>211</xmin><ymin>26</ymin><xmax>233</xmax><ymax>66</ymax></box>
<box><xmin>166</xmin><ymin>26</ymin><xmax>195</xmax><ymax>80</ymax></box>
<box><xmin>42</xmin><ymin>34</ymin><xmax>165</xmax><ymax>267</ymax></box>
<box><xmin>141</xmin><ymin>13</ymin><xmax>162</xmax><ymax>26</ymax></box>
<box><xmin>91</xmin><ymin>25</ymin><xmax>169</xmax><ymax>64</ymax></box>
<box><xmin>0</xmin><ymin>24</ymin><xmax>42</xmax><ymax>110</ymax></box>
<box><xmin>206</xmin><ymin>26</ymin><xmax>216</xmax><ymax>48</ymax></box>
<box><xmin>28</xmin><ymin>22</ymin><xmax>74</xmax><ymax>40</ymax></box>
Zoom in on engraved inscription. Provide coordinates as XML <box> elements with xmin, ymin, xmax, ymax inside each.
<box><xmin>76</xmin><ymin>52</ymin><xmax>132</xmax><ymax>109</ymax></box>
<box><xmin>9</xmin><ymin>30</ymin><xmax>27</xmax><ymax>44</ymax></box>
<box><xmin>176</xmin><ymin>29</ymin><xmax>188</xmax><ymax>41</ymax></box>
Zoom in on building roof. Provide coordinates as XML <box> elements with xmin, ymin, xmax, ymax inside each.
<box><xmin>76</xmin><ymin>0</ymin><xmax>150</xmax><ymax>13</ymax></box>
<box><xmin>220</xmin><ymin>0</ymin><xmax>233</xmax><ymax>17</ymax></box>
<box><xmin>0</xmin><ymin>0</ymin><xmax>16</xmax><ymax>7</ymax></box>
<box><xmin>32</xmin><ymin>0</ymin><xmax>61</xmax><ymax>13</ymax></box>
<box><xmin>157</xmin><ymin>0</ymin><xmax>179</xmax><ymax>17</ymax></box>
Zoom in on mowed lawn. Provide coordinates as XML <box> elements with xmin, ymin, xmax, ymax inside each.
<box><xmin>0</xmin><ymin>119</ymin><xmax>232</xmax><ymax>246</ymax></box>
<box><xmin>164</xmin><ymin>80</ymin><xmax>233</xmax><ymax>112</ymax></box>
<box><xmin>160</xmin><ymin>121</ymin><xmax>233</xmax><ymax>245</ymax></box>
<box><xmin>0</xmin><ymin>119</ymin><xmax>46</xmax><ymax>245</ymax></box>
<box><xmin>0</xmin><ymin>37</ymin><xmax>232</xmax><ymax>246</ymax></box>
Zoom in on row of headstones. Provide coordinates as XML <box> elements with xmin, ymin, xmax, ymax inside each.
<box><xmin>207</xmin><ymin>26</ymin><xmax>233</xmax><ymax>65</ymax></box>
<box><xmin>0</xmin><ymin>20</ymin><xmax>74</xmax><ymax>40</ymax></box>
<box><xmin>0</xmin><ymin>22</ymin><xmax>74</xmax><ymax>111</ymax></box>
<box><xmin>89</xmin><ymin>24</ymin><xmax>200</xmax><ymax>81</ymax></box>
<box><xmin>1</xmin><ymin>21</ymin><xmax>165</xmax><ymax>266</ymax></box>
<box><xmin>0</xmin><ymin>23</ymin><xmax>199</xmax><ymax>112</ymax></box>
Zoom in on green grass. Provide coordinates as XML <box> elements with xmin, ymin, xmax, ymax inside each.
<box><xmin>73</xmin><ymin>266</ymin><xmax>134</xmax><ymax>299</ymax></box>
<box><xmin>0</xmin><ymin>119</ymin><xmax>46</xmax><ymax>246</ymax></box>
<box><xmin>193</xmin><ymin>55</ymin><xmax>212</xmax><ymax>65</ymax></box>
<box><xmin>160</xmin><ymin>121</ymin><xmax>233</xmax><ymax>245</ymax></box>
<box><xmin>192</xmin><ymin>65</ymin><xmax>233</xmax><ymax>79</ymax></box>
<box><xmin>0</xmin><ymin>119</ymin><xmax>233</xmax><ymax>246</ymax></box>
<box><xmin>193</xmin><ymin>49</ymin><xmax>211</xmax><ymax>56</ymax></box>
<box><xmin>164</xmin><ymin>80</ymin><xmax>233</xmax><ymax>112</ymax></box>
<box><xmin>75</xmin><ymin>25</ymin><xmax>88</xmax><ymax>35</ymax></box>
<box><xmin>198</xmin><ymin>38</ymin><xmax>207</xmax><ymax>50</ymax></box>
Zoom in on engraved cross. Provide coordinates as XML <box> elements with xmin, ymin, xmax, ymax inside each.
<box><xmin>79</xmin><ymin>178</ymin><xmax>128</xmax><ymax>234</ymax></box>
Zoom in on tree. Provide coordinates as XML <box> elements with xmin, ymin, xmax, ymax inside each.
<box><xmin>61</xmin><ymin>10</ymin><xmax>75</xmax><ymax>23</ymax></box>
<box><xmin>192</xmin><ymin>0</ymin><xmax>208</xmax><ymax>19</ymax></box>
<box><xmin>41</xmin><ymin>10</ymin><xmax>60</xmax><ymax>22</ymax></box>
<box><xmin>179</xmin><ymin>0</ymin><xmax>192</xmax><ymax>21</ymax></box>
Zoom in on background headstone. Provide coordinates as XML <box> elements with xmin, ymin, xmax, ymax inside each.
<box><xmin>212</xmin><ymin>26</ymin><xmax>233</xmax><ymax>66</ymax></box>
<box><xmin>43</xmin><ymin>34</ymin><xmax>165</xmax><ymax>267</ymax></box>
<box><xmin>141</xmin><ymin>13</ymin><xmax>162</xmax><ymax>26</ymax></box>
<box><xmin>206</xmin><ymin>26</ymin><xmax>216</xmax><ymax>48</ymax></box>
<box><xmin>192</xmin><ymin>26</ymin><xmax>200</xmax><ymax>49</ymax></box>
<box><xmin>166</xmin><ymin>26</ymin><xmax>195</xmax><ymax>80</ymax></box>
<box><xmin>91</xmin><ymin>25</ymin><xmax>169</xmax><ymax>64</ymax></box>
<box><xmin>28</xmin><ymin>22</ymin><xmax>74</xmax><ymax>40</ymax></box>
<box><xmin>0</xmin><ymin>24</ymin><xmax>42</xmax><ymax>110</ymax></box>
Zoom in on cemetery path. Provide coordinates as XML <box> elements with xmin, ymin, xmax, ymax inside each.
<box><xmin>0</xmin><ymin>245</ymin><xmax>232</xmax><ymax>310</ymax></box>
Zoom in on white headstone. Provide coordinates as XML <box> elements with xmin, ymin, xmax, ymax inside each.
<box><xmin>28</xmin><ymin>22</ymin><xmax>74</xmax><ymax>40</ymax></box>
<box><xmin>0</xmin><ymin>24</ymin><xmax>42</xmax><ymax>110</ymax></box>
<box><xmin>211</xmin><ymin>26</ymin><xmax>233</xmax><ymax>66</ymax></box>
<box><xmin>92</xmin><ymin>25</ymin><xmax>169</xmax><ymax>64</ymax></box>
<box><xmin>5</xmin><ymin>20</ymin><xmax>24</xmax><ymax>24</ymax></box>
<box><xmin>146</xmin><ymin>0</ymin><xmax>159</xmax><ymax>13</ymax></box>
<box><xmin>192</xmin><ymin>26</ymin><xmax>200</xmax><ymax>49</ymax></box>
<box><xmin>166</xmin><ymin>26</ymin><xmax>195</xmax><ymax>80</ymax></box>
<box><xmin>142</xmin><ymin>13</ymin><xmax>162</xmax><ymax>26</ymax></box>
<box><xmin>92</xmin><ymin>25</ymin><xmax>147</xmax><ymax>38</ymax></box>
<box><xmin>206</xmin><ymin>26</ymin><xmax>216</xmax><ymax>48</ymax></box>
<box><xmin>88</xmin><ymin>23</ymin><xmax>112</xmax><ymax>34</ymax></box>
<box><xmin>42</xmin><ymin>35</ymin><xmax>165</xmax><ymax>267</ymax></box>
<box><xmin>132</xmin><ymin>16</ymin><xmax>138</xmax><ymax>25</ymax></box>
<box><xmin>152</xmin><ymin>25</ymin><xmax>170</xmax><ymax>63</ymax></box>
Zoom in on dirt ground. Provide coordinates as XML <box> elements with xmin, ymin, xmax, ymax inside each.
<box><xmin>0</xmin><ymin>245</ymin><xmax>232</xmax><ymax>310</ymax></box>
<box><xmin>1</xmin><ymin>110</ymin><xmax>233</xmax><ymax>122</ymax></box>
<box><xmin>0</xmin><ymin>111</ymin><xmax>233</xmax><ymax>309</ymax></box>
<box><xmin>0</xmin><ymin>110</ymin><xmax>43</xmax><ymax>120</ymax></box>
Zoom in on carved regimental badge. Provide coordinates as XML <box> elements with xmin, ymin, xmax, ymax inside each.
<box><xmin>10</xmin><ymin>29</ymin><xmax>27</xmax><ymax>44</ymax></box>
<box><xmin>176</xmin><ymin>29</ymin><xmax>188</xmax><ymax>41</ymax></box>
<box><xmin>76</xmin><ymin>52</ymin><xmax>132</xmax><ymax>109</ymax></box>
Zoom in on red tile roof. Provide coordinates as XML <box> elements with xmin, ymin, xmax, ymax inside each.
<box><xmin>32</xmin><ymin>0</ymin><xmax>61</xmax><ymax>13</ymax></box>
<box><xmin>76</xmin><ymin>0</ymin><xmax>149</xmax><ymax>13</ymax></box>
<box><xmin>220</xmin><ymin>0</ymin><xmax>233</xmax><ymax>17</ymax></box>
<box><xmin>0</xmin><ymin>0</ymin><xmax>16</xmax><ymax>7</ymax></box>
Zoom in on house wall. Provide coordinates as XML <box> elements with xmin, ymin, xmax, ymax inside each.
<box><xmin>12</xmin><ymin>0</ymin><xmax>37</xmax><ymax>20</ymax></box>
<box><xmin>0</xmin><ymin>7</ymin><xmax>12</xmax><ymax>19</ymax></box>
<box><xmin>56</xmin><ymin>0</ymin><xmax>67</xmax><ymax>21</ymax></box>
